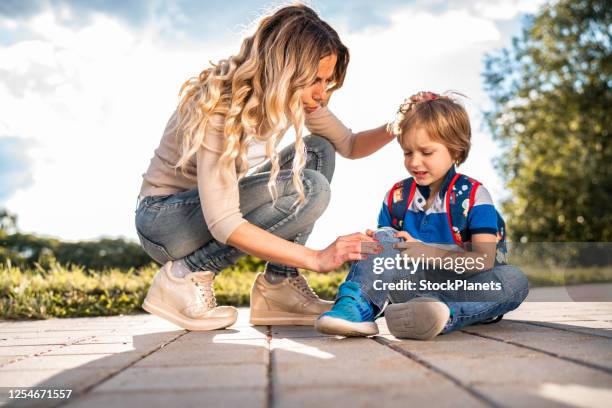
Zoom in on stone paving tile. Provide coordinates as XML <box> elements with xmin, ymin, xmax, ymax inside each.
<box><xmin>510</xmin><ymin>302</ymin><xmax>612</xmax><ymax>316</ymax></box>
<box><xmin>475</xmin><ymin>383</ymin><xmax>612</xmax><ymax>408</ymax></box>
<box><xmin>72</xmin><ymin>332</ymin><xmax>181</xmax><ymax>347</ymax></box>
<box><xmin>32</xmin><ymin>330</ymin><xmax>117</xmax><ymax>337</ymax></box>
<box><xmin>0</xmin><ymin>355</ymin><xmax>26</xmax><ymax>365</ymax></box>
<box><xmin>0</xmin><ymin>367</ymin><xmax>116</xmax><ymax>389</ymax></box>
<box><xmin>2</xmin><ymin>303</ymin><xmax>612</xmax><ymax>407</ymax></box>
<box><xmin>0</xmin><ymin>337</ymin><xmax>79</xmax><ymax>347</ymax></box>
<box><xmin>384</xmin><ymin>331</ymin><xmax>612</xmax><ymax>407</ymax></box>
<box><xmin>379</xmin><ymin>330</ymin><xmax>526</xmax><ymax>357</ymax></box>
<box><xmin>274</xmin><ymin>385</ymin><xmax>485</xmax><ymax>408</ymax></box>
<box><xmin>550</xmin><ymin>320</ymin><xmax>612</xmax><ymax>329</ymax></box>
<box><xmin>176</xmin><ymin>326</ymin><xmax>266</xmax><ymax>343</ymax></box>
<box><xmin>273</xmin><ymin>337</ymin><xmax>451</xmax><ymax>387</ymax></box>
<box><xmin>64</xmin><ymin>389</ymin><xmax>266</xmax><ymax>408</ymax></box>
<box><xmin>516</xmin><ymin>321</ymin><xmax>612</xmax><ymax>338</ymax></box>
<box><xmin>3</xmin><ymin>352</ymin><xmax>143</xmax><ymax>370</ymax></box>
<box><xmin>134</xmin><ymin>338</ymin><xmax>268</xmax><ymax>367</ymax></box>
<box><xmin>93</xmin><ymin>364</ymin><xmax>267</xmax><ymax>392</ymax></box>
<box><xmin>462</xmin><ymin>320</ymin><xmax>612</xmax><ymax>370</ymax></box>
<box><xmin>44</xmin><ymin>343</ymin><xmax>143</xmax><ymax>355</ymax></box>
<box><xmin>270</xmin><ymin>325</ymin><xmax>335</xmax><ymax>339</ymax></box>
<box><xmin>0</xmin><ymin>345</ymin><xmax>60</xmax><ymax>357</ymax></box>
<box><xmin>0</xmin><ymin>332</ymin><xmax>85</xmax><ymax>339</ymax></box>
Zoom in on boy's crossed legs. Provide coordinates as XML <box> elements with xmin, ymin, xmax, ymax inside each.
<box><xmin>315</xmin><ymin>228</ymin><xmax>529</xmax><ymax>339</ymax></box>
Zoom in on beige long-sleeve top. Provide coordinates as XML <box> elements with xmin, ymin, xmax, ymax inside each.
<box><xmin>139</xmin><ymin>107</ymin><xmax>355</xmax><ymax>244</ymax></box>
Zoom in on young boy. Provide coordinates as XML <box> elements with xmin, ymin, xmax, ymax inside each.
<box><xmin>315</xmin><ymin>91</ymin><xmax>529</xmax><ymax>340</ymax></box>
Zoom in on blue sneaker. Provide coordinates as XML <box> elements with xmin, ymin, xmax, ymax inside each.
<box><xmin>314</xmin><ymin>282</ymin><xmax>379</xmax><ymax>336</ymax></box>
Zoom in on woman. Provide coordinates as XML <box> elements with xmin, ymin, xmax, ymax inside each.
<box><xmin>135</xmin><ymin>4</ymin><xmax>391</xmax><ymax>331</ymax></box>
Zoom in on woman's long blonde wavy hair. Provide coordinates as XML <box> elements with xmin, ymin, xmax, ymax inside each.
<box><xmin>174</xmin><ymin>3</ymin><xmax>349</xmax><ymax>210</ymax></box>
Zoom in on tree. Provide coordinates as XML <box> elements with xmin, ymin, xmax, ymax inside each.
<box><xmin>0</xmin><ymin>209</ymin><xmax>18</xmax><ymax>235</ymax></box>
<box><xmin>483</xmin><ymin>0</ymin><xmax>611</xmax><ymax>243</ymax></box>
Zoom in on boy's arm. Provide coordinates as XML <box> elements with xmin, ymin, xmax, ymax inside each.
<box><xmin>376</xmin><ymin>190</ymin><xmax>393</xmax><ymax>228</ymax></box>
<box><xmin>392</xmin><ymin>234</ymin><xmax>497</xmax><ymax>274</ymax></box>
<box><xmin>393</xmin><ymin>184</ymin><xmax>500</xmax><ymax>273</ymax></box>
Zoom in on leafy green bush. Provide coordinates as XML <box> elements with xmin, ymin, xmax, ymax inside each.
<box><xmin>0</xmin><ymin>232</ymin><xmax>153</xmax><ymax>270</ymax></box>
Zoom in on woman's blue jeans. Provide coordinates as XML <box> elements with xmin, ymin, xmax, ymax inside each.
<box><xmin>134</xmin><ymin>134</ymin><xmax>335</xmax><ymax>275</ymax></box>
<box><xmin>346</xmin><ymin>227</ymin><xmax>530</xmax><ymax>334</ymax></box>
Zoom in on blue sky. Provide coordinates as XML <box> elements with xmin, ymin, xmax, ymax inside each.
<box><xmin>0</xmin><ymin>0</ymin><xmax>547</xmax><ymax>246</ymax></box>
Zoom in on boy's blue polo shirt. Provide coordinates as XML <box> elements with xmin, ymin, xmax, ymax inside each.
<box><xmin>377</xmin><ymin>167</ymin><xmax>501</xmax><ymax>247</ymax></box>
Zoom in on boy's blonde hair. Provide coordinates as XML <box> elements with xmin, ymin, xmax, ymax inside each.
<box><xmin>388</xmin><ymin>92</ymin><xmax>471</xmax><ymax>165</ymax></box>
<box><xmin>174</xmin><ymin>3</ymin><xmax>349</xmax><ymax>209</ymax></box>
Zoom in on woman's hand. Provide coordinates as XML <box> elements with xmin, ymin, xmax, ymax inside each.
<box><xmin>365</xmin><ymin>229</ymin><xmax>418</xmax><ymax>243</ymax></box>
<box><xmin>312</xmin><ymin>232</ymin><xmax>382</xmax><ymax>273</ymax></box>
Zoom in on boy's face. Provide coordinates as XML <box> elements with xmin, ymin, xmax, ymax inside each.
<box><xmin>401</xmin><ymin>126</ymin><xmax>455</xmax><ymax>191</ymax></box>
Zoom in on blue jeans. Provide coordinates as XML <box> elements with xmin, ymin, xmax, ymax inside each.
<box><xmin>134</xmin><ymin>134</ymin><xmax>335</xmax><ymax>275</ymax></box>
<box><xmin>346</xmin><ymin>228</ymin><xmax>529</xmax><ymax>334</ymax></box>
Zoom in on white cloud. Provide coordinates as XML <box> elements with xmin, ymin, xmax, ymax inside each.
<box><xmin>2</xmin><ymin>11</ymin><xmax>236</xmax><ymax>240</ymax></box>
<box><xmin>473</xmin><ymin>0</ymin><xmax>548</xmax><ymax>21</ymax></box>
<box><xmin>2</xmin><ymin>2</ymin><xmax>522</xmax><ymax>250</ymax></box>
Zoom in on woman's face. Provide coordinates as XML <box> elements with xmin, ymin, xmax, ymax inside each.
<box><xmin>301</xmin><ymin>54</ymin><xmax>337</xmax><ymax>113</ymax></box>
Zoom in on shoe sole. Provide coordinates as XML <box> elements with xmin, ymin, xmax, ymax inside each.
<box><xmin>143</xmin><ymin>298</ymin><xmax>237</xmax><ymax>331</ymax></box>
<box><xmin>250</xmin><ymin>310</ymin><xmax>319</xmax><ymax>326</ymax></box>
<box><xmin>314</xmin><ymin>315</ymin><xmax>379</xmax><ymax>337</ymax></box>
<box><xmin>385</xmin><ymin>298</ymin><xmax>450</xmax><ymax>340</ymax></box>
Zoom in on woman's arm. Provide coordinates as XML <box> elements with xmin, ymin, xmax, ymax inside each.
<box><xmin>349</xmin><ymin>124</ymin><xmax>395</xmax><ymax>159</ymax></box>
<box><xmin>304</xmin><ymin>107</ymin><xmax>394</xmax><ymax>160</ymax></box>
<box><xmin>227</xmin><ymin>223</ymin><xmax>379</xmax><ymax>273</ymax></box>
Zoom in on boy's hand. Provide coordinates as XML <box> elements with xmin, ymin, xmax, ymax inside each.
<box><xmin>394</xmin><ymin>230</ymin><xmax>417</xmax><ymax>242</ymax></box>
<box><xmin>393</xmin><ymin>240</ymin><xmax>439</xmax><ymax>259</ymax></box>
<box><xmin>393</xmin><ymin>231</ymin><xmax>438</xmax><ymax>259</ymax></box>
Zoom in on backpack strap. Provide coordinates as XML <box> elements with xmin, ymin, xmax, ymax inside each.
<box><xmin>447</xmin><ymin>174</ymin><xmax>508</xmax><ymax>266</ymax></box>
<box><xmin>387</xmin><ymin>178</ymin><xmax>416</xmax><ymax>230</ymax></box>
<box><xmin>446</xmin><ymin>174</ymin><xmax>484</xmax><ymax>247</ymax></box>
<box><xmin>445</xmin><ymin>173</ymin><xmax>464</xmax><ymax>247</ymax></box>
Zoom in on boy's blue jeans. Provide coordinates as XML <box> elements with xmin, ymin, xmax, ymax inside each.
<box><xmin>134</xmin><ymin>134</ymin><xmax>334</xmax><ymax>275</ymax></box>
<box><xmin>346</xmin><ymin>227</ymin><xmax>529</xmax><ymax>334</ymax></box>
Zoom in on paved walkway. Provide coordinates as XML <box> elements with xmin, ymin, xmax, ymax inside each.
<box><xmin>1</xmin><ymin>289</ymin><xmax>611</xmax><ymax>407</ymax></box>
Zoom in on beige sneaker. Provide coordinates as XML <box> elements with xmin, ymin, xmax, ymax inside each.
<box><xmin>250</xmin><ymin>273</ymin><xmax>333</xmax><ymax>326</ymax></box>
<box><xmin>384</xmin><ymin>298</ymin><xmax>450</xmax><ymax>340</ymax></box>
<box><xmin>142</xmin><ymin>262</ymin><xmax>238</xmax><ymax>331</ymax></box>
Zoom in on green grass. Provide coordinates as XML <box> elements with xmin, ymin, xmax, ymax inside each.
<box><xmin>0</xmin><ymin>261</ymin><xmax>348</xmax><ymax>320</ymax></box>
<box><xmin>1</xmin><ymin>261</ymin><xmax>611</xmax><ymax>320</ymax></box>
<box><xmin>520</xmin><ymin>265</ymin><xmax>612</xmax><ymax>287</ymax></box>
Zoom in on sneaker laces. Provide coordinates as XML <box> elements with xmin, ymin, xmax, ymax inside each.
<box><xmin>288</xmin><ymin>274</ymin><xmax>320</xmax><ymax>300</ymax></box>
<box><xmin>329</xmin><ymin>295</ymin><xmax>374</xmax><ymax>321</ymax></box>
<box><xmin>190</xmin><ymin>273</ymin><xmax>216</xmax><ymax>309</ymax></box>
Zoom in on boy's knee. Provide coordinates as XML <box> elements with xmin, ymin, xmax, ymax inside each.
<box><xmin>373</xmin><ymin>227</ymin><xmax>402</xmax><ymax>243</ymax></box>
<box><xmin>495</xmin><ymin>265</ymin><xmax>529</xmax><ymax>300</ymax></box>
